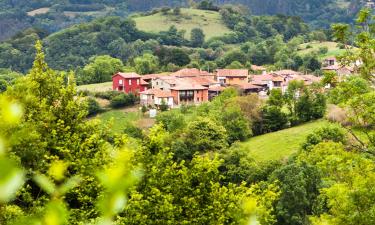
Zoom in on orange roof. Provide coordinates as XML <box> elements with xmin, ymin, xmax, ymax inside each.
<box><xmin>273</xmin><ymin>70</ymin><xmax>300</xmax><ymax>76</ymax></box>
<box><xmin>113</xmin><ymin>72</ymin><xmax>141</xmax><ymax>78</ymax></box>
<box><xmin>234</xmin><ymin>83</ymin><xmax>263</xmax><ymax>90</ymax></box>
<box><xmin>216</xmin><ymin>69</ymin><xmax>248</xmax><ymax>77</ymax></box>
<box><xmin>184</xmin><ymin>76</ymin><xmax>217</xmax><ymax>86</ymax></box>
<box><xmin>171</xmin><ymin>68</ymin><xmax>212</xmax><ymax>77</ymax></box>
<box><xmin>140</xmin><ymin>89</ymin><xmax>173</xmax><ymax>98</ymax></box>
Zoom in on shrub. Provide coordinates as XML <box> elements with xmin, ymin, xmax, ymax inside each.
<box><xmin>110</xmin><ymin>93</ymin><xmax>137</xmax><ymax>108</ymax></box>
<box><xmin>95</xmin><ymin>91</ymin><xmax>122</xmax><ymax>100</ymax></box>
<box><xmin>302</xmin><ymin>125</ymin><xmax>346</xmax><ymax>151</ymax></box>
<box><xmin>306</xmin><ymin>44</ymin><xmax>312</xmax><ymax>49</ymax></box>
<box><xmin>124</xmin><ymin>124</ymin><xmax>144</xmax><ymax>139</ymax></box>
<box><xmin>318</xmin><ymin>46</ymin><xmax>328</xmax><ymax>54</ymax></box>
<box><xmin>86</xmin><ymin>97</ymin><xmax>102</xmax><ymax>116</ymax></box>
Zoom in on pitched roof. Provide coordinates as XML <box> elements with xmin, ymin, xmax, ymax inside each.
<box><xmin>171</xmin><ymin>68</ymin><xmax>212</xmax><ymax>77</ymax></box>
<box><xmin>273</xmin><ymin>70</ymin><xmax>300</xmax><ymax>76</ymax></box>
<box><xmin>251</xmin><ymin>74</ymin><xmax>284</xmax><ymax>82</ymax></box>
<box><xmin>184</xmin><ymin>76</ymin><xmax>218</xmax><ymax>86</ymax></box>
<box><xmin>169</xmin><ymin>80</ymin><xmax>208</xmax><ymax>90</ymax></box>
<box><xmin>216</xmin><ymin>69</ymin><xmax>248</xmax><ymax>77</ymax></box>
<box><xmin>113</xmin><ymin>72</ymin><xmax>141</xmax><ymax>78</ymax></box>
<box><xmin>140</xmin><ymin>89</ymin><xmax>173</xmax><ymax>98</ymax></box>
<box><xmin>234</xmin><ymin>83</ymin><xmax>263</xmax><ymax>90</ymax></box>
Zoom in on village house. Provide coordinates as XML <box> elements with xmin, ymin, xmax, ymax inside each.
<box><xmin>250</xmin><ymin>73</ymin><xmax>284</xmax><ymax>91</ymax></box>
<box><xmin>170</xmin><ymin>82</ymin><xmax>209</xmax><ymax>106</ymax></box>
<box><xmin>112</xmin><ymin>72</ymin><xmax>148</xmax><ymax>94</ymax></box>
<box><xmin>140</xmin><ymin>88</ymin><xmax>174</xmax><ymax>108</ymax></box>
<box><xmin>216</xmin><ymin>69</ymin><xmax>249</xmax><ymax>85</ymax></box>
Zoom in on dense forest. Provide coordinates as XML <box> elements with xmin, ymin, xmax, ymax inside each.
<box><xmin>0</xmin><ymin>0</ymin><xmax>367</xmax><ymax>40</ymax></box>
<box><xmin>0</xmin><ymin>3</ymin><xmax>331</xmax><ymax>86</ymax></box>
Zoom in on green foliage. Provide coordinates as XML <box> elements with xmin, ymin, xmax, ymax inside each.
<box><xmin>190</xmin><ymin>27</ymin><xmax>205</xmax><ymax>47</ymax></box>
<box><xmin>110</xmin><ymin>93</ymin><xmax>137</xmax><ymax>108</ymax></box>
<box><xmin>302</xmin><ymin>124</ymin><xmax>347</xmax><ymax>151</ymax></box>
<box><xmin>156</xmin><ymin>110</ymin><xmax>186</xmax><ymax>132</ymax></box>
<box><xmin>221</xmin><ymin>106</ymin><xmax>252</xmax><ymax>144</ymax></box>
<box><xmin>77</xmin><ymin>55</ymin><xmax>124</xmax><ymax>85</ymax></box>
<box><xmin>185</xmin><ymin>117</ymin><xmax>228</xmax><ymax>153</ymax></box>
<box><xmin>329</xmin><ymin>76</ymin><xmax>371</xmax><ymax>105</ymax></box>
<box><xmin>159</xmin><ymin>99</ymin><xmax>169</xmax><ymax>111</ymax></box>
<box><xmin>134</xmin><ymin>53</ymin><xmax>159</xmax><ymax>75</ymax></box>
<box><xmin>270</xmin><ymin>162</ymin><xmax>322</xmax><ymax>225</ymax></box>
<box><xmin>86</xmin><ymin>97</ymin><xmax>102</xmax><ymax>116</ymax></box>
<box><xmin>258</xmin><ymin>106</ymin><xmax>288</xmax><ymax>133</ymax></box>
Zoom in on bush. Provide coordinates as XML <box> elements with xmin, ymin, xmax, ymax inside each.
<box><xmin>318</xmin><ymin>46</ymin><xmax>328</xmax><ymax>54</ymax></box>
<box><xmin>110</xmin><ymin>93</ymin><xmax>137</xmax><ymax>108</ymax></box>
<box><xmin>306</xmin><ymin>44</ymin><xmax>312</xmax><ymax>49</ymax></box>
<box><xmin>302</xmin><ymin>125</ymin><xmax>346</xmax><ymax>151</ymax></box>
<box><xmin>124</xmin><ymin>125</ymin><xmax>144</xmax><ymax>139</ymax></box>
<box><xmin>86</xmin><ymin>97</ymin><xmax>102</xmax><ymax>116</ymax></box>
<box><xmin>95</xmin><ymin>91</ymin><xmax>122</xmax><ymax>100</ymax></box>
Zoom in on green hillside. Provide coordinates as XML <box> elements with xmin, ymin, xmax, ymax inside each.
<box><xmin>298</xmin><ymin>41</ymin><xmax>349</xmax><ymax>58</ymax></box>
<box><xmin>133</xmin><ymin>8</ymin><xmax>232</xmax><ymax>40</ymax></box>
<box><xmin>238</xmin><ymin>120</ymin><xmax>330</xmax><ymax>162</ymax></box>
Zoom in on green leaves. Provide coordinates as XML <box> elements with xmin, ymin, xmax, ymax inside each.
<box><xmin>0</xmin><ymin>158</ymin><xmax>25</xmax><ymax>203</ymax></box>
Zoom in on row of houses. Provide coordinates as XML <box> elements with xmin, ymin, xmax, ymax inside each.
<box><xmin>112</xmin><ymin>68</ymin><xmax>322</xmax><ymax>108</ymax></box>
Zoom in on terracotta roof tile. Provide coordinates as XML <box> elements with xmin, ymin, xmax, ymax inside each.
<box><xmin>140</xmin><ymin>89</ymin><xmax>173</xmax><ymax>98</ymax></box>
<box><xmin>216</xmin><ymin>69</ymin><xmax>248</xmax><ymax>77</ymax></box>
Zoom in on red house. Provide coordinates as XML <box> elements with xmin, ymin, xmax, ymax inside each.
<box><xmin>112</xmin><ymin>72</ymin><xmax>148</xmax><ymax>94</ymax></box>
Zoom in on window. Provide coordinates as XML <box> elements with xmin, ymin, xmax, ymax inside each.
<box><xmin>137</xmin><ymin>79</ymin><xmax>140</xmax><ymax>85</ymax></box>
<box><xmin>119</xmin><ymin>79</ymin><xmax>123</xmax><ymax>85</ymax></box>
<box><xmin>129</xmin><ymin>79</ymin><xmax>132</xmax><ymax>85</ymax></box>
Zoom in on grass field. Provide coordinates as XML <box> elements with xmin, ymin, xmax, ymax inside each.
<box><xmin>96</xmin><ymin>108</ymin><xmax>155</xmax><ymax>133</ymax></box>
<box><xmin>77</xmin><ymin>82</ymin><xmax>112</xmax><ymax>93</ymax></box>
<box><xmin>133</xmin><ymin>8</ymin><xmax>232</xmax><ymax>40</ymax></box>
<box><xmin>298</xmin><ymin>41</ymin><xmax>353</xmax><ymax>59</ymax></box>
<box><xmin>239</xmin><ymin>120</ymin><xmax>331</xmax><ymax>162</ymax></box>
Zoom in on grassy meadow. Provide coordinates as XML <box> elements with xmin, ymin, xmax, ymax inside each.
<box><xmin>239</xmin><ymin>120</ymin><xmax>331</xmax><ymax>162</ymax></box>
<box><xmin>298</xmin><ymin>41</ymin><xmax>351</xmax><ymax>58</ymax></box>
<box><xmin>133</xmin><ymin>8</ymin><xmax>232</xmax><ymax>40</ymax></box>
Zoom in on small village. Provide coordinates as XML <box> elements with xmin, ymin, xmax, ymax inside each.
<box><xmin>112</xmin><ymin>56</ymin><xmax>354</xmax><ymax>109</ymax></box>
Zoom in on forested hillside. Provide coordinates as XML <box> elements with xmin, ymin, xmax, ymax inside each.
<box><xmin>0</xmin><ymin>0</ymin><xmax>367</xmax><ymax>40</ymax></box>
<box><xmin>0</xmin><ymin>5</ymin><xmax>319</xmax><ymax>78</ymax></box>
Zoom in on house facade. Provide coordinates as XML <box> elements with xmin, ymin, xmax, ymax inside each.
<box><xmin>170</xmin><ymin>85</ymin><xmax>208</xmax><ymax>106</ymax></box>
<box><xmin>216</xmin><ymin>69</ymin><xmax>248</xmax><ymax>85</ymax></box>
<box><xmin>112</xmin><ymin>72</ymin><xmax>148</xmax><ymax>94</ymax></box>
<box><xmin>140</xmin><ymin>89</ymin><xmax>174</xmax><ymax>108</ymax></box>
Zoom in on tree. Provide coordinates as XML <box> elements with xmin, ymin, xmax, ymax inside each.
<box><xmin>78</xmin><ymin>55</ymin><xmax>124</xmax><ymax>84</ymax></box>
<box><xmin>2</xmin><ymin>41</ymin><xmax>114</xmax><ymax>221</ymax></box>
<box><xmin>190</xmin><ymin>28</ymin><xmax>205</xmax><ymax>47</ymax></box>
<box><xmin>259</xmin><ymin>106</ymin><xmax>288</xmax><ymax>133</ymax></box>
<box><xmin>271</xmin><ymin>162</ymin><xmax>322</xmax><ymax>225</ymax></box>
<box><xmin>134</xmin><ymin>53</ymin><xmax>159</xmax><ymax>75</ymax></box>
<box><xmin>221</xmin><ymin>106</ymin><xmax>252</xmax><ymax>144</ymax></box>
<box><xmin>302</xmin><ymin>125</ymin><xmax>346</xmax><ymax>151</ymax></box>
<box><xmin>185</xmin><ymin>117</ymin><xmax>228</xmax><ymax>153</ymax></box>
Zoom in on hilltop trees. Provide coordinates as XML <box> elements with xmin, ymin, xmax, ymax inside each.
<box><xmin>191</xmin><ymin>28</ymin><xmax>205</xmax><ymax>47</ymax></box>
<box><xmin>77</xmin><ymin>55</ymin><xmax>124</xmax><ymax>85</ymax></box>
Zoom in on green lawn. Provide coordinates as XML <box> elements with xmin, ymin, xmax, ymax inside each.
<box><xmin>133</xmin><ymin>8</ymin><xmax>232</xmax><ymax>40</ymax></box>
<box><xmin>96</xmin><ymin>109</ymin><xmax>142</xmax><ymax>133</ymax></box>
<box><xmin>239</xmin><ymin>120</ymin><xmax>331</xmax><ymax>162</ymax></box>
<box><xmin>298</xmin><ymin>41</ymin><xmax>355</xmax><ymax>59</ymax></box>
<box><xmin>77</xmin><ymin>82</ymin><xmax>112</xmax><ymax>93</ymax></box>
